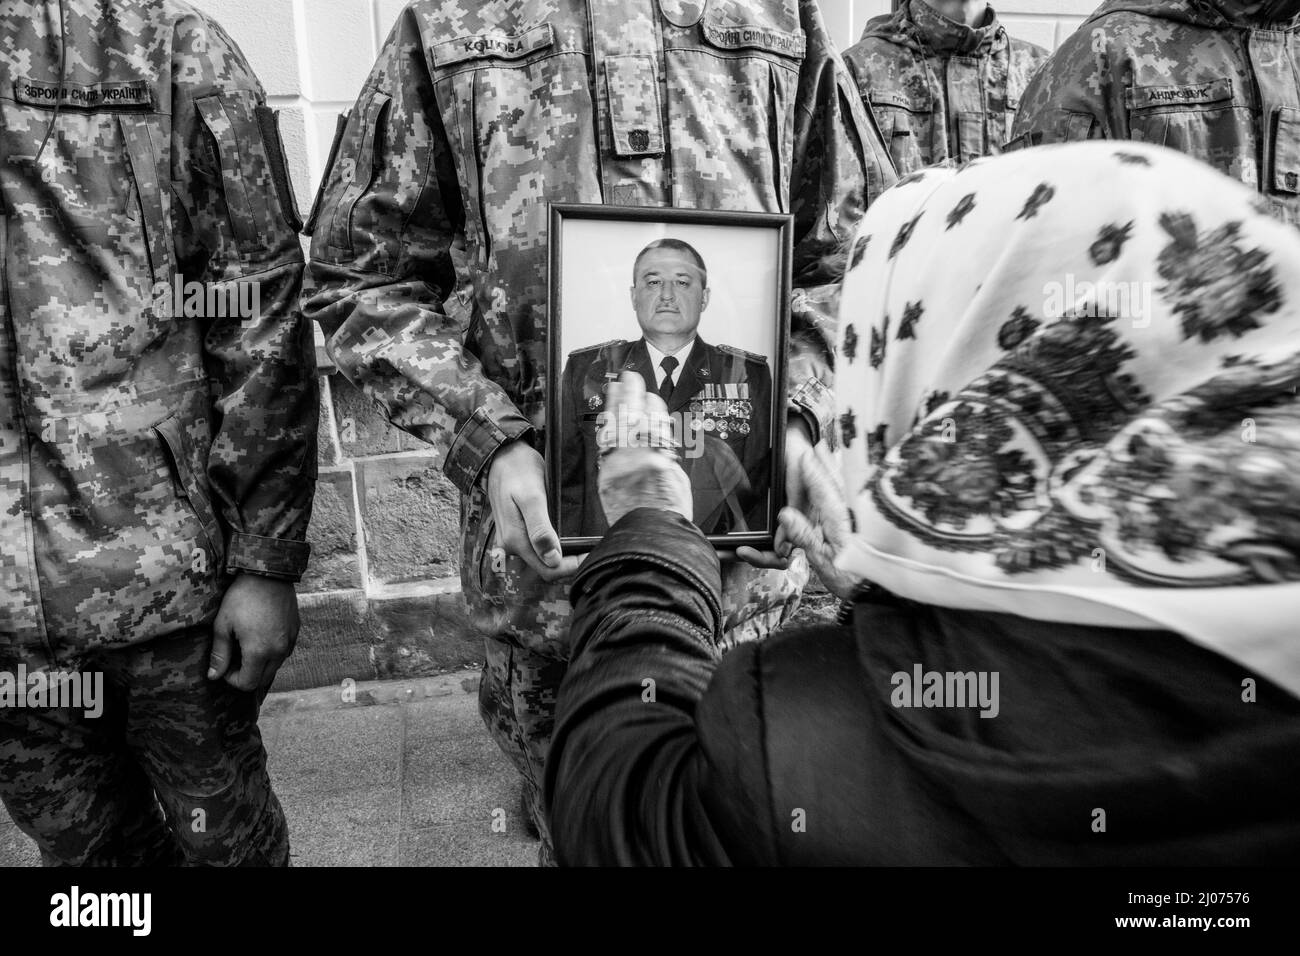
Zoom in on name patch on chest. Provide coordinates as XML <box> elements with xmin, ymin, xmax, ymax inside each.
<box><xmin>15</xmin><ymin>78</ymin><xmax>153</xmax><ymax>111</ymax></box>
<box><xmin>1127</xmin><ymin>78</ymin><xmax>1233</xmax><ymax>110</ymax></box>
<box><xmin>701</xmin><ymin>23</ymin><xmax>805</xmax><ymax>59</ymax></box>
<box><xmin>432</xmin><ymin>24</ymin><xmax>555</xmax><ymax>67</ymax></box>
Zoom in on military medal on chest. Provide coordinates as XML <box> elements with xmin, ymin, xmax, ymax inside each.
<box><xmin>548</xmin><ymin>204</ymin><xmax>785</xmax><ymax>548</ymax></box>
<box><xmin>701</xmin><ymin>383</ymin><xmax>751</xmax><ymax>439</ymax></box>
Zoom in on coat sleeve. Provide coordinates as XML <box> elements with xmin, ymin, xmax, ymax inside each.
<box><xmin>789</xmin><ymin>0</ymin><xmax>898</xmax><ymax>445</ymax></box>
<box><xmin>546</xmin><ymin>508</ymin><xmax>775</xmax><ymax>865</ymax></box>
<box><xmin>1009</xmin><ymin>21</ymin><xmax>1125</xmax><ymax>147</ymax></box>
<box><xmin>171</xmin><ymin>12</ymin><xmax>318</xmax><ymax>581</ymax></box>
<box><xmin>300</xmin><ymin>7</ymin><xmax>534</xmax><ymax>496</ymax></box>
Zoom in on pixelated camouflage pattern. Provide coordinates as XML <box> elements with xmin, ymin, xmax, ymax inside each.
<box><xmin>304</xmin><ymin>0</ymin><xmax>893</xmax><ymax>487</ymax></box>
<box><xmin>843</xmin><ymin>0</ymin><xmax>1049</xmax><ymax>176</ymax></box>
<box><xmin>305</xmin><ymin>0</ymin><xmax>884</xmax><ymax>644</ymax></box>
<box><xmin>478</xmin><ymin>637</ymin><xmax>564</xmax><ymax>861</ymax></box>
<box><xmin>1010</xmin><ymin>0</ymin><xmax>1300</xmax><ymax>224</ymax></box>
<box><xmin>305</xmin><ymin>0</ymin><xmax>879</xmax><ymax>860</ymax></box>
<box><xmin>0</xmin><ymin>1</ymin><xmax>317</xmax><ymax>670</ymax></box>
<box><xmin>0</xmin><ymin>625</ymin><xmax>288</xmax><ymax>866</ymax></box>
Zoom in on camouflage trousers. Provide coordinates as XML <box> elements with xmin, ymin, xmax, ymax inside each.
<box><xmin>463</xmin><ymin>485</ymin><xmax>808</xmax><ymax>864</ymax></box>
<box><xmin>0</xmin><ymin>623</ymin><xmax>287</xmax><ymax>866</ymax></box>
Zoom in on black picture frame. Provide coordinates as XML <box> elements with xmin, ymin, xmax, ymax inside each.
<box><xmin>547</xmin><ymin>203</ymin><xmax>792</xmax><ymax>554</ymax></box>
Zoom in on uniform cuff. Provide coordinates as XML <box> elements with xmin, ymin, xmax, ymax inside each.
<box><xmin>444</xmin><ymin>406</ymin><xmax>536</xmax><ymax>496</ymax></box>
<box><xmin>788</xmin><ymin>377</ymin><xmax>834</xmax><ymax>446</ymax></box>
<box><xmin>226</xmin><ymin>533</ymin><xmax>312</xmax><ymax>581</ymax></box>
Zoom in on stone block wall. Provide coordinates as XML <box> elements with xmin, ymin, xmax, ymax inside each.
<box><xmin>273</xmin><ymin>370</ymin><xmax>481</xmax><ymax>692</ymax></box>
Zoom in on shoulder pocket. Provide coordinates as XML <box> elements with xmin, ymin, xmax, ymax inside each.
<box><xmin>255</xmin><ymin>105</ymin><xmax>304</xmax><ymax>233</ymax></box>
<box><xmin>1065</xmin><ymin>111</ymin><xmax>1097</xmax><ymax>140</ymax></box>
<box><xmin>304</xmin><ymin>111</ymin><xmax>349</xmax><ymax>236</ymax></box>
<box><xmin>1003</xmin><ymin>130</ymin><xmax>1039</xmax><ymax>151</ymax></box>
<box><xmin>869</xmin><ymin>89</ymin><xmax>930</xmax><ymax>173</ymax></box>
<box><xmin>118</xmin><ymin>115</ymin><xmax>172</xmax><ymax>286</ymax></box>
<box><xmin>196</xmin><ymin>91</ymin><xmax>302</xmax><ymax>249</ymax></box>
<box><xmin>1270</xmin><ymin>106</ymin><xmax>1300</xmax><ymax>195</ymax></box>
<box><xmin>320</xmin><ymin>89</ymin><xmax>391</xmax><ymax>258</ymax></box>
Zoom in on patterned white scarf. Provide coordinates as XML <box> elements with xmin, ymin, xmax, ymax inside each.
<box><xmin>835</xmin><ymin>141</ymin><xmax>1300</xmax><ymax>697</ymax></box>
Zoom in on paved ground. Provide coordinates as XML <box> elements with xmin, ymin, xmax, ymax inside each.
<box><xmin>0</xmin><ymin>584</ymin><xmax>841</xmax><ymax>867</ymax></box>
<box><xmin>0</xmin><ymin>670</ymin><xmax>540</xmax><ymax>867</ymax></box>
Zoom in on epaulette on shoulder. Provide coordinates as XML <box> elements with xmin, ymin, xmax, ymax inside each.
<box><xmin>717</xmin><ymin>343</ymin><xmax>768</xmax><ymax>365</ymax></box>
<box><xmin>571</xmin><ymin>339</ymin><xmax>627</xmax><ymax>354</ymax></box>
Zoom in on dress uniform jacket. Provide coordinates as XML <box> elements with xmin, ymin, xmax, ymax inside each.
<box><xmin>0</xmin><ymin>0</ymin><xmax>317</xmax><ymax>670</ymax></box>
<box><xmin>1009</xmin><ymin>0</ymin><xmax>1300</xmax><ymax>225</ymax></box>
<box><xmin>558</xmin><ymin>337</ymin><xmax>772</xmax><ymax>536</ymax></box>
<box><xmin>304</xmin><ymin>0</ymin><xmax>896</xmax><ymax>657</ymax></box>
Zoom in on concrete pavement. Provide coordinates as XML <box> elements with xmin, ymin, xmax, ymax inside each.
<box><xmin>0</xmin><ymin>670</ymin><xmax>539</xmax><ymax>867</ymax></box>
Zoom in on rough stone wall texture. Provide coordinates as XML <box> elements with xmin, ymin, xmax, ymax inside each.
<box><xmin>187</xmin><ymin>0</ymin><xmax>1093</xmax><ymax>690</ymax></box>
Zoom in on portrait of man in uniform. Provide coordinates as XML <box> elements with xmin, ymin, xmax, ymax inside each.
<box><xmin>557</xmin><ymin>235</ymin><xmax>775</xmax><ymax>540</ymax></box>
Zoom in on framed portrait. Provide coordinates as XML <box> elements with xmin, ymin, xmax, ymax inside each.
<box><xmin>547</xmin><ymin>203</ymin><xmax>792</xmax><ymax>553</ymax></box>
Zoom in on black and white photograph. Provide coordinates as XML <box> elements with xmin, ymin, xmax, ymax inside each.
<box><xmin>0</xmin><ymin>0</ymin><xmax>1297</xmax><ymax>926</ymax></box>
<box><xmin>547</xmin><ymin>205</ymin><xmax>790</xmax><ymax>551</ymax></box>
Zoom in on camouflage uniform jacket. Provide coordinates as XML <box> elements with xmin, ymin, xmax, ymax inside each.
<box><xmin>1010</xmin><ymin>0</ymin><xmax>1300</xmax><ymax>225</ymax></box>
<box><xmin>842</xmin><ymin>0</ymin><xmax>1049</xmax><ymax>175</ymax></box>
<box><xmin>304</xmin><ymin>0</ymin><xmax>895</xmax><ymax>656</ymax></box>
<box><xmin>0</xmin><ymin>1</ymin><xmax>317</xmax><ymax>670</ymax></box>
<box><xmin>304</xmin><ymin>0</ymin><xmax>894</xmax><ymax>514</ymax></box>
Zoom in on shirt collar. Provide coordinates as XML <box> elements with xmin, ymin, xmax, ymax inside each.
<box><xmin>645</xmin><ymin>338</ymin><xmax>696</xmax><ymax>380</ymax></box>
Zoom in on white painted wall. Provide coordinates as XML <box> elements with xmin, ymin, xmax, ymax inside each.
<box><xmin>190</xmin><ymin>0</ymin><xmax>1095</xmax><ymax>223</ymax></box>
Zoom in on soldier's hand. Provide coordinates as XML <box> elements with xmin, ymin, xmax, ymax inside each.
<box><xmin>737</xmin><ymin>418</ymin><xmax>848</xmax><ymax>570</ymax></box>
<box><xmin>209</xmin><ymin>573</ymin><xmax>300</xmax><ymax>695</ymax></box>
<box><xmin>597</xmin><ymin>371</ymin><xmax>692</xmax><ymax>526</ymax></box>
<box><xmin>486</xmin><ymin>439</ymin><xmax>583</xmax><ymax>582</ymax></box>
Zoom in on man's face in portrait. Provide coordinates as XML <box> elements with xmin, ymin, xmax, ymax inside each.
<box><xmin>631</xmin><ymin>246</ymin><xmax>710</xmax><ymax>344</ymax></box>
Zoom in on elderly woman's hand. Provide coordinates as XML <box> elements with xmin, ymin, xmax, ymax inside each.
<box><xmin>597</xmin><ymin>370</ymin><xmax>694</xmax><ymax>527</ymax></box>
<box><xmin>775</xmin><ymin>450</ymin><xmax>860</xmax><ymax>601</ymax></box>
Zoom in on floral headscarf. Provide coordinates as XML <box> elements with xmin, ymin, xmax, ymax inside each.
<box><xmin>835</xmin><ymin>141</ymin><xmax>1300</xmax><ymax>697</ymax></box>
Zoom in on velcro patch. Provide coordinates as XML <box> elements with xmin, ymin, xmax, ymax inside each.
<box><xmin>869</xmin><ymin>89</ymin><xmax>929</xmax><ymax>112</ymax></box>
<box><xmin>1126</xmin><ymin>78</ymin><xmax>1233</xmax><ymax>110</ymax></box>
<box><xmin>701</xmin><ymin>23</ymin><xmax>805</xmax><ymax>59</ymax></box>
<box><xmin>431</xmin><ymin>23</ymin><xmax>554</xmax><ymax>67</ymax></box>
<box><xmin>14</xmin><ymin>78</ymin><xmax>153</xmax><ymax>111</ymax></box>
